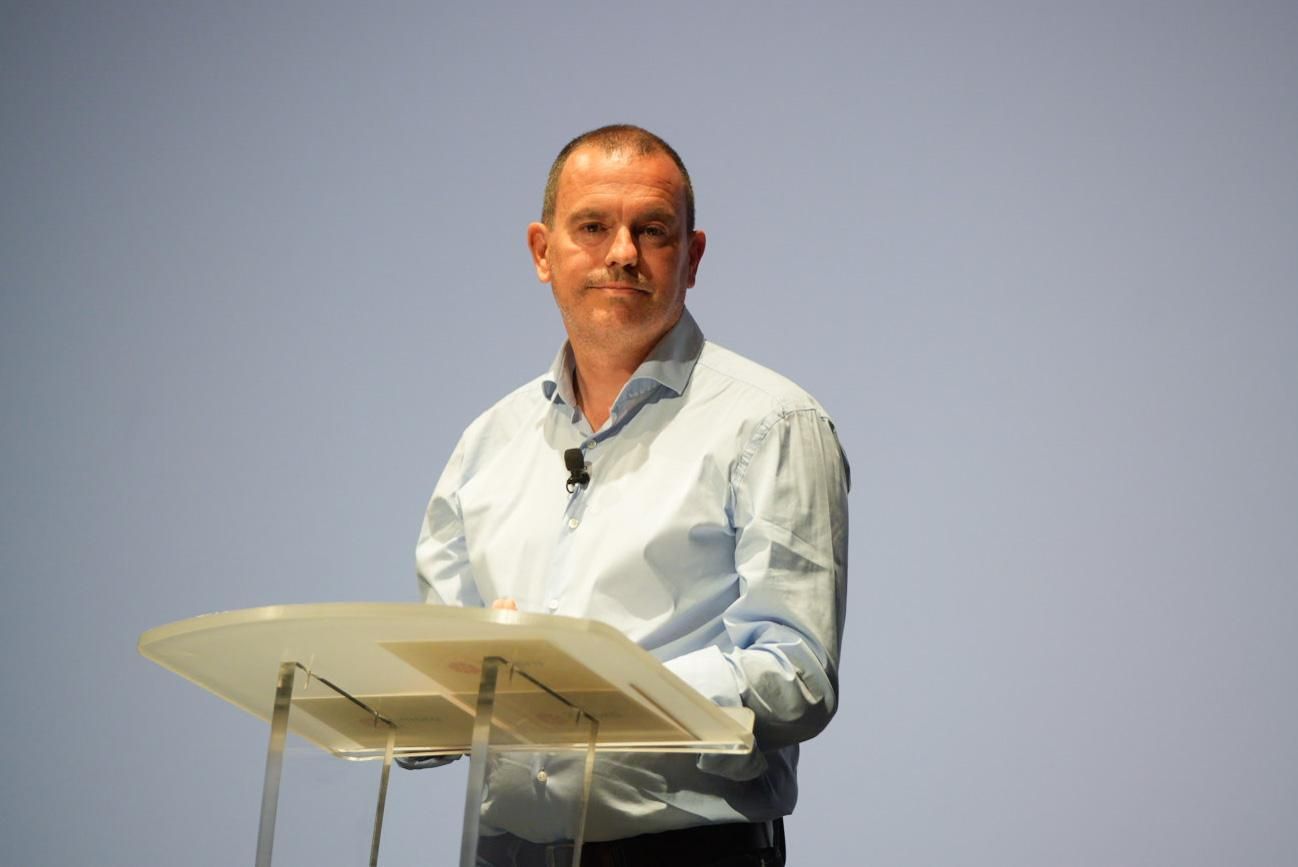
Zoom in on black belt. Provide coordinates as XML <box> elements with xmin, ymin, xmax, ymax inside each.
<box><xmin>477</xmin><ymin>819</ymin><xmax>784</xmax><ymax>867</ymax></box>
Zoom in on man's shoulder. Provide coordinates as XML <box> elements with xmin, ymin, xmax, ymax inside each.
<box><xmin>693</xmin><ymin>340</ymin><xmax>831</xmax><ymax>418</ymax></box>
<box><xmin>451</xmin><ymin>373</ymin><xmax>550</xmax><ymax>462</ymax></box>
<box><xmin>462</xmin><ymin>373</ymin><xmax>549</xmax><ymax>435</ymax></box>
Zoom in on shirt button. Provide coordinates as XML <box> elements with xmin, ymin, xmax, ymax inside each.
<box><xmin>586</xmin><ymin>440</ymin><xmax>597</xmax><ymax>449</ymax></box>
<box><xmin>568</xmin><ymin>517</ymin><xmax>579</xmax><ymax>529</ymax></box>
<box><xmin>536</xmin><ymin>770</ymin><xmax>548</xmax><ymax>783</ymax></box>
<box><xmin>547</xmin><ymin>598</ymin><xmax>559</xmax><ymax>611</ymax></box>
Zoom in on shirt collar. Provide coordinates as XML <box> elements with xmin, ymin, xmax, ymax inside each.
<box><xmin>541</xmin><ymin>308</ymin><xmax>705</xmax><ymax>409</ymax></box>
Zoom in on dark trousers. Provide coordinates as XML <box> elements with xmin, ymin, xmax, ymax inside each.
<box><xmin>476</xmin><ymin>819</ymin><xmax>786</xmax><ymax>867</ymax></box>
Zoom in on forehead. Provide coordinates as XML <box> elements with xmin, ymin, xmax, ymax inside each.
<box><xmin>554</xmin><ymin>147</ymin><xmax>687</xmax><ymax>216</ymax></box>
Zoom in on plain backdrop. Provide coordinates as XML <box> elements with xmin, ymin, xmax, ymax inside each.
<box><xmin>2</xmin><ymin>2</ymin><xmax>1296</xmax><ymax>865</ymax></box>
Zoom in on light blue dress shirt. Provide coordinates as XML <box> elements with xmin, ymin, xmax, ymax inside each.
<box><xmin>416</xmin><ymin>309</ymin><xmax>849</xmax><ymax>842</ymax></box>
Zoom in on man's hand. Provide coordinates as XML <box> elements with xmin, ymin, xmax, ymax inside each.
<box><xmin>491</xmin><ymin>597</ymin><xmax>518</xmax><ymax>611</ymax></box>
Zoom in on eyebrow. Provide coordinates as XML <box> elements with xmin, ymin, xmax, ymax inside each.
<box><xmin>565</xmin><ymin>207</ymin><xmax>679</xmax><ymax>227</ymax></box>
<box><xmin>636</xmin><ymin>208</ymin><xmax>678</xmax><ymax>227</ymax></box>
<box><xmin>566</xmin><ymin>208</ymin><xmax>610</xmax><ymax>224</ymax></box>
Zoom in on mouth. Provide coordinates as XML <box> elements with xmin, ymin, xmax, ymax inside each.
<box><xmin>590</xmin><ymin>284</ymin><xmax>649</xmax><ymax>294</ymax></box>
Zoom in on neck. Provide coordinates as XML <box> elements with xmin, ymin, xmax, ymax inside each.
<box><xmin>570</xmin><ymin>342</ymin><xmax>646</xmax><ymax>432</ymax></box>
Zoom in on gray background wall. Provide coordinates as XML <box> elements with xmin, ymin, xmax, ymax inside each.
<box><xmin>2</xmin><ymin>1</ymin><xmax>1295</xmax><ymax>864</ymax></box>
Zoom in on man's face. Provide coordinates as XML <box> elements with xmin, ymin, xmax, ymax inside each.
<box><xmin>528</xmin><ymin>147</ymin><xmax>706</xmax><ymax>356</ymax></box>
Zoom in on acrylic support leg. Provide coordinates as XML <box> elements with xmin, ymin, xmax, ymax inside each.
<box><xmin>368</xmin><ymin>725</ymin><xmax>397</xmax><ymax>867</ymax></box>
<box><xmin>564</xmin><ymin>713</ymin><xmax>600</xmax><ymax>867</ymax></box>
<box><xmin>460</xmin><ymin>657</ymin><xmax>503</xmax><ymax>867</ymax></box>
<box><xmin>255</xmin><ymin>661</ymin><xmax>297</xmax><ymax>867</ymax></box>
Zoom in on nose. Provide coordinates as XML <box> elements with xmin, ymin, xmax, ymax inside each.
<box><xmin>605</xmin><ymin>225</ymin><xmax>638</xmax><ymax>269</ymax></box>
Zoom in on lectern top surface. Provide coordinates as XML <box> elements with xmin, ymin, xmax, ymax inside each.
<box><xmin>139</xmin><ymin>602</ymin><xmax>753</xmax><ymax>760</ymax></box>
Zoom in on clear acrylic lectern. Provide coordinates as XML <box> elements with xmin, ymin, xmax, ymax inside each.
<box><xmin>138</xmin><ymin>603</ymin><xmax>754</xmax><ymax>866</ymax></box>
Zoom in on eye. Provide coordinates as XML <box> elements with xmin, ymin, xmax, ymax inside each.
<box><xmin>640</xmin><ymin>225</ymin><xmax>667</xmax><ymax>238</ymax></box>
<box><xmin>579</xmin><ymin>222</ymin><xmax>605</xmax><ymax>234</ymax></box>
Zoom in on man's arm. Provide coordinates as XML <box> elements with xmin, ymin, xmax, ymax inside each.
<box><xmin>663</xmin><ymin>407</ymin><xmax>850</xmax><ymax>750</ymax></box>
<box><xmin>415</xmin><ymin>434</ymin><xmax>485</xmax><ymax>607</ymax></box>
<box><xmin>403</xmin><ymin>436</ymin><xmax>480</xmax><ymax>772</ymax></box>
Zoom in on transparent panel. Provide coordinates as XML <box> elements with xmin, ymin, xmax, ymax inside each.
<box><xmin>462</xmin><ymin>657</ymin><xmax>599</xmax><ymax>867</ymax></box>
<box><xmin>139</xmin><ymin>604</ymin><xmax>754</xmax><ymax>759</ymax></box>
<box><xmin>255</xmin><ymin>664</ymin><xmax>398</xmax><ymax>867</ymax></box>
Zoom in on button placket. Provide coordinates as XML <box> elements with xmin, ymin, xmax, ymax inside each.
<box><xmin>546</xmin><ymin>457</ymin><xmax>585</xmax><ymax>613</ymax></box>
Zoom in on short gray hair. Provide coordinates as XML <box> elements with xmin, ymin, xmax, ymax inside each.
<box><xmin>540</xmin><ymin>124</ymin><xmax>695</xmax><ymax>232</ymax></box>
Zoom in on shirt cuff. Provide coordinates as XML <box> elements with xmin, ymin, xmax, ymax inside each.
<box><xmin>662</xmin><ymin>645</ymin><xmax>743</xmax><ymax>708</ymax></box>
<box><xmin>663</xmin><ymin>647</ymin><xmax>770</xmax><ymax>780</ymax></box>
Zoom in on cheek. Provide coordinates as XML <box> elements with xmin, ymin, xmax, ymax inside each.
<box><xmin>654</xmin><ymin>251</ymin><xmax>690</xmax><ymax>281</ymax></box>
<box><xmin>559</xmin><ymin>246</ymin><xmax>601</xmax><ymax>277</ymax></box>
<box><xmin>553</xmin><ymin>257</ymin><xmax>584</xmax><ymax>284</ymax></box>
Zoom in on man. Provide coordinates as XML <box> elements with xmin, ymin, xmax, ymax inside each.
<box><xmin>416</xmin><ymin>125</ymin><xmax>849</xmax><ymax>866</ymax></box>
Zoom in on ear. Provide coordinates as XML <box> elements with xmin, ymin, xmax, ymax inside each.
<box><xmin>527</xmin><ymin>222</ymin><xmax>552</xmax><ymax>282</ymax></box>
<box><xmin>685</xmin><ymin>229</ymin><xmax>707</xmax><ymax>288</ymax></box>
